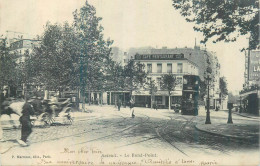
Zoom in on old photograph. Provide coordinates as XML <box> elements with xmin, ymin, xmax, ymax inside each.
<box><xmin>0</xmin><ymin>0</ymin><xmax>259</xmax><ymax>165</ymax></box>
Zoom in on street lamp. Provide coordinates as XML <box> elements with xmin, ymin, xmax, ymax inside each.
<box><xmin>205</xmin><ymin>73</ymin><xmax>212</xmax><ymax>124</ymax></box>
<box><xmin>239</xmin><ymin>95</ymin><xmax>242</xmax><ymax>113</ymax></box>
<box><xmin>205</xmin><ymin>50</ymin><xmax>212</xmax><ymax>124</ymax></box>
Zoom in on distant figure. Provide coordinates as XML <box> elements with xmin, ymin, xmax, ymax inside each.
<box><xmin>154</xmin><ymin>102</ymin><xmax>158</xmax><ymax>110</ymax></box>
<box><xmin>18</xmin><ymin>102</ymin><xmax>35</xmax><ymax>146</ymax></box>
<box><xmin>117</xmin><ymin>100</ymin><xmax>121</xmax><ymax>111</ymax></box>
<box><xmin>0</xmin><ymin>92</ymin><xmax>5</xmax><ymax>142</ymax></box>
<box><xmin>130</xmin><ymin>98</ymin><xmax>135</xmax><ymax>118</ymax></box>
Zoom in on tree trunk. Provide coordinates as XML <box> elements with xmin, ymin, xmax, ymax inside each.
<box><xmin>88</xmin><ymin>90</ymin><xmax>91</xmax><ymax>106</ymax></box>
<box><xmin>151</xmin><ymin>95</ymin><xmax>153</xmax><ymax>109</ymax></box>
<box><xmin>168</xmin><ymin>92</ymin><xmax>171</xmax><ymax>111</ymax></box>
<box><xmin>100</xmin><ymin>92</ymin><xmax>103</xmax><ymax>106</ymax></box>
<box><xmin>77</xmin><ymin>87</ymin><xmax>80</xmax><ymax>109</ymax></box>
<box><xmin>58</xmin><ymin>87</ymin><xmax>62</xmax><ymax>98</ymax></box>
<box><xmin>82</xmin><ymin>96</ymin><xmax>85</xmax><ymax>112</ymax></box>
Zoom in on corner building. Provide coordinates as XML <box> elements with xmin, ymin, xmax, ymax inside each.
<box><xmin>133</xmin><ymin>53</ymin><xmax>199</xmax><ymax>108</ymax></box>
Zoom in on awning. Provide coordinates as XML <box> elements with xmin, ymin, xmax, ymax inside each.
<box><xmin>133</xmin><ymin>90</ymin><xmax>182</xmax><ymax>96</ymax></box>
<box><xmin>240</xmin><ymin>90</ymin><xmax>257</xmax><ymax>97</ymax></box>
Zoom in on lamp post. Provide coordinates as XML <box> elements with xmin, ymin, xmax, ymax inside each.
<box><xmin>205</xmin><ymin>74</ymin><xmax>211</xmax><ymax>124</ymax></box>
<box><xmin>205</xmin><ymin>50</ymin><xmax>212</xmax><ymax>124</ymax></box>
<box><xmin>239</xmin><ymin>95</ymin><xmax>242</xmax><ymax>113</ymax></box>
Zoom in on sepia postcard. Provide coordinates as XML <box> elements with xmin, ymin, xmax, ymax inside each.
<box><xmin>0</xmin><ymin>0</ymin><xmax>259</xmax><ymax>166</ymax></box>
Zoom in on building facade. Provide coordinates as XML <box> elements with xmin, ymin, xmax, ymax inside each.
<box><xmin>240</xmin><ymin>49</ymin><xmax>260</xmax><ymax>115</ymax></box>
<box><xmin>8</xmin><ymin>38</ymin><xmax>41</xmax><ymax>98</ymax></box>
<box><xmin>92</xmin><ymin>46</ymin><xmax>223</xmax><ymax>110</ymax></box>
<box><xmin>128</xmin><ymin>46</ymin><xmax>223</xmax><ymax>109</ymax></box>
<box><xmin>132</xmin><ymin>53</ymin><xmax>199</xmax><ymax>108</ymax></box>
<box><xmin>9</xmin><ymin>38</ymin><xmax>41</xmax><ymax>63</ymax></box>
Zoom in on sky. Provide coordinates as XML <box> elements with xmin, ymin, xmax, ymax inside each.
<box><xmin>0</xmin><ymin>0</ymin><xmax>248</xmax><ymax>93</ymax></box>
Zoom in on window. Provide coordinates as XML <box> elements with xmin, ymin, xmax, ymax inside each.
<box><xmin>177</xmin><ymin>77</ymin><xmax>183</xmax><ymax>84</ymax></box>
<box><xmin>155</xmin><ymin>96</ymin><xmax>162</xmax><ymax>104</ymax></box>
<box><xmin>176</xmin><ymin>77</ymin><xmax>183</xmax><ymax>90</ymax></box>
<box><xmin>157</xmin><ymin>63</ymin><xmax>162</xmax><ymax>73</ymax></box>
<box><xmin>138</xmin><ymin>64</ymin><xmax>142</xmax><ymax>72</ymax></box>
<box><xmin>147</xmin><ymin>64</ymin><xmax>152</xmax><ymax>73</ymax></box>
<box><xmin>167</xmin><ymin>63</ymin><xmax>172</xmax><ymax>73</ymax></box>
<box><xmin>183</xmin><ymin>78</ymin><xmax>188</xmax><ymax>84</ymax></box>
<box><xmin>177</xmin><ymin>63</ymin><xmax>183</xmax><ymax>73</ymax></box>
<box><xmin>156</xmin><ymin>77</ymin><xmax>161</xmax><ymax>89</ymax></box>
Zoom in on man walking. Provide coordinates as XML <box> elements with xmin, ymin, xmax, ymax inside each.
<box><xmin>17</xmin><ymin>102</ymin><xmax>34</xmax><ymax>146</ymax></box>
<box><xmin>130</xmin><ymin>98</ymin><xmax>135</xmax><ymax>118</ymax></box>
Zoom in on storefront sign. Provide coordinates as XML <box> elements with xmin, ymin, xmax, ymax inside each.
<box><xmin>135</xmin><ymin>53</ymin><xmax>184</xmax><ymax>60</ymax></box>
<box><xmin>249</xmin><ymin>50</ymin><xmax>260</xmax><ymax>82</ymax></box>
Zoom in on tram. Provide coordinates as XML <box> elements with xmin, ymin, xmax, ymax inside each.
<box><xmin>181</xmin><ymin>75</ymin><xmax>200</xmax><ymax>116</ymax></box>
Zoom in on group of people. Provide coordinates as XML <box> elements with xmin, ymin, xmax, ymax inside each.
<box><xmin>0</xmin><ymin>94</ymin><xmax>35</xmax><ymax>147</ymax></box>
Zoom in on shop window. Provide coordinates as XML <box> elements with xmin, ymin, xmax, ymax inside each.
<box><xmin>172</xmin><ymin>96</ymin><xmax>181</xmax><ymax>104</ymax></box>
<box><xmin>155</xmin><ymin>96</ymin><xmax>162</xmax><ymax>104</ymax></box>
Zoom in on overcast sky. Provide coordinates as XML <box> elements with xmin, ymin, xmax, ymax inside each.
<box><xmin>0</xmin><ymin>0</ymin><xmax>248</xmax><ymax>93</ymax></box>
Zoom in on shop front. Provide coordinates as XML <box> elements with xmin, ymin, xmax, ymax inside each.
<box><xmin>106</xmin><ymin>91</ymin><xmax>130</xmax><ymax>107</ymax></box>
<box><xmin>240</xmin><ymin>89</ymin><xmax>259</xmax><ymax>115</ymax></box>
<box><xmin>132</xmin><ymin>90</ymin><xmax>182</xmax><ymax>109</ymax></box>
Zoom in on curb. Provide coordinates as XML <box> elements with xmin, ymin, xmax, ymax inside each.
<box><xmin>195</xmin><ymin>124</ymin><xmax>255</xmax><ymax>141</ymax></box>
<box><xmin>233</xmin><ymin>112</ymin><xmax>260</xmax><ymax>120</ymax></box>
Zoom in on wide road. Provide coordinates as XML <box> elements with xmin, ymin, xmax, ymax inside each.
<box><xmin>1</xmin><ymin>106</ymin><xmax>259</xmax><ymax>165</ymax></box>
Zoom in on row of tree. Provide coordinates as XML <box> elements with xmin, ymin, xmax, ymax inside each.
<box><xmin>0</xmin><ymin>0</ymin><xmax>229</xmax><ymax>109</ymax></box>
<box><xmin>0</xmin><ymin>1</ymin><xmax>150</xmax><ymax>105</ymax></box>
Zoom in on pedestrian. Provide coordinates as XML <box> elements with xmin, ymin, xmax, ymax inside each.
<box><xmin>130</xmin><ymin>98</ymin><xmax>135</xmax><ymax>118</ymax></box>
<box><xmin>117</xmin><ymin>99</ymin><xmax>121</xmax><ymax>111</ymax></box>
<box><xmin>0</xmin><ymin>92</ymin><xmax>5</xmax><ymax>142</ymax></box>
<box><xmin>153</xmin><ymin>101</ymin><xmax>158</xmax><ymax>110</ymax></box>
<box><xmin>17</xmin><ymin>102</ymin><xmax>34</xmax><ymax>146</ymax></box>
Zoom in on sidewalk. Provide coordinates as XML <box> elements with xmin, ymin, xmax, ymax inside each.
<box><xmin>233</xmin><ymin>111</ymin><xmax>260</xmax><ymax>120</ymax></box>
<box><xmin>195</xmin><ymin>109</ymin><xmax>259</xmax><ymax>141</ymax></box>
<box><xmin>195</xmin><ymin>123</ymin><xmax>259</xmax><ymax>141</ymax></box>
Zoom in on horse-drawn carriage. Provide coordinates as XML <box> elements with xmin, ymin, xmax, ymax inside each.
<box><xmin>30</xmin><ymin>98</ymin><xmax>74</xmax><ymax>126</ymax></box>
<box><xmin>1</xmin><ymin>97</ymin><xmax>74</xmax><ymax>127</ymax></box>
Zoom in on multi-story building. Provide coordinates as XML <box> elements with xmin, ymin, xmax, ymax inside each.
<box><xmin>240</xmin><ymin>49</ymin><xmax>260</xmax><ymax>115</ymax></box>
<box><xmin>110</xmin><ymin>47</ymin><xmax>130</xmax><ymax>66</ymax></box>
<box><xmin>132</xmin><ymin>53</ymin><xmax>199</xmax><ymax>108</ymax></box>
<box><xmin>96</xmin><ymin>46</ymin><xmax>223</xmax><ymax>110</ymax></box>
<box><xmin>9</xmin><ymin>38</ymin><xmax>41</xmax><ymax>63</ymax></box>
<box><xmin>128</xmin><ymin>46</ymin><xmax>222</xmax><ymax>109</ymax></box>
<box><xmin>7</xmin><ymin>37</ymin><xmax>41</xmax><ymax>97</ymax></box>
